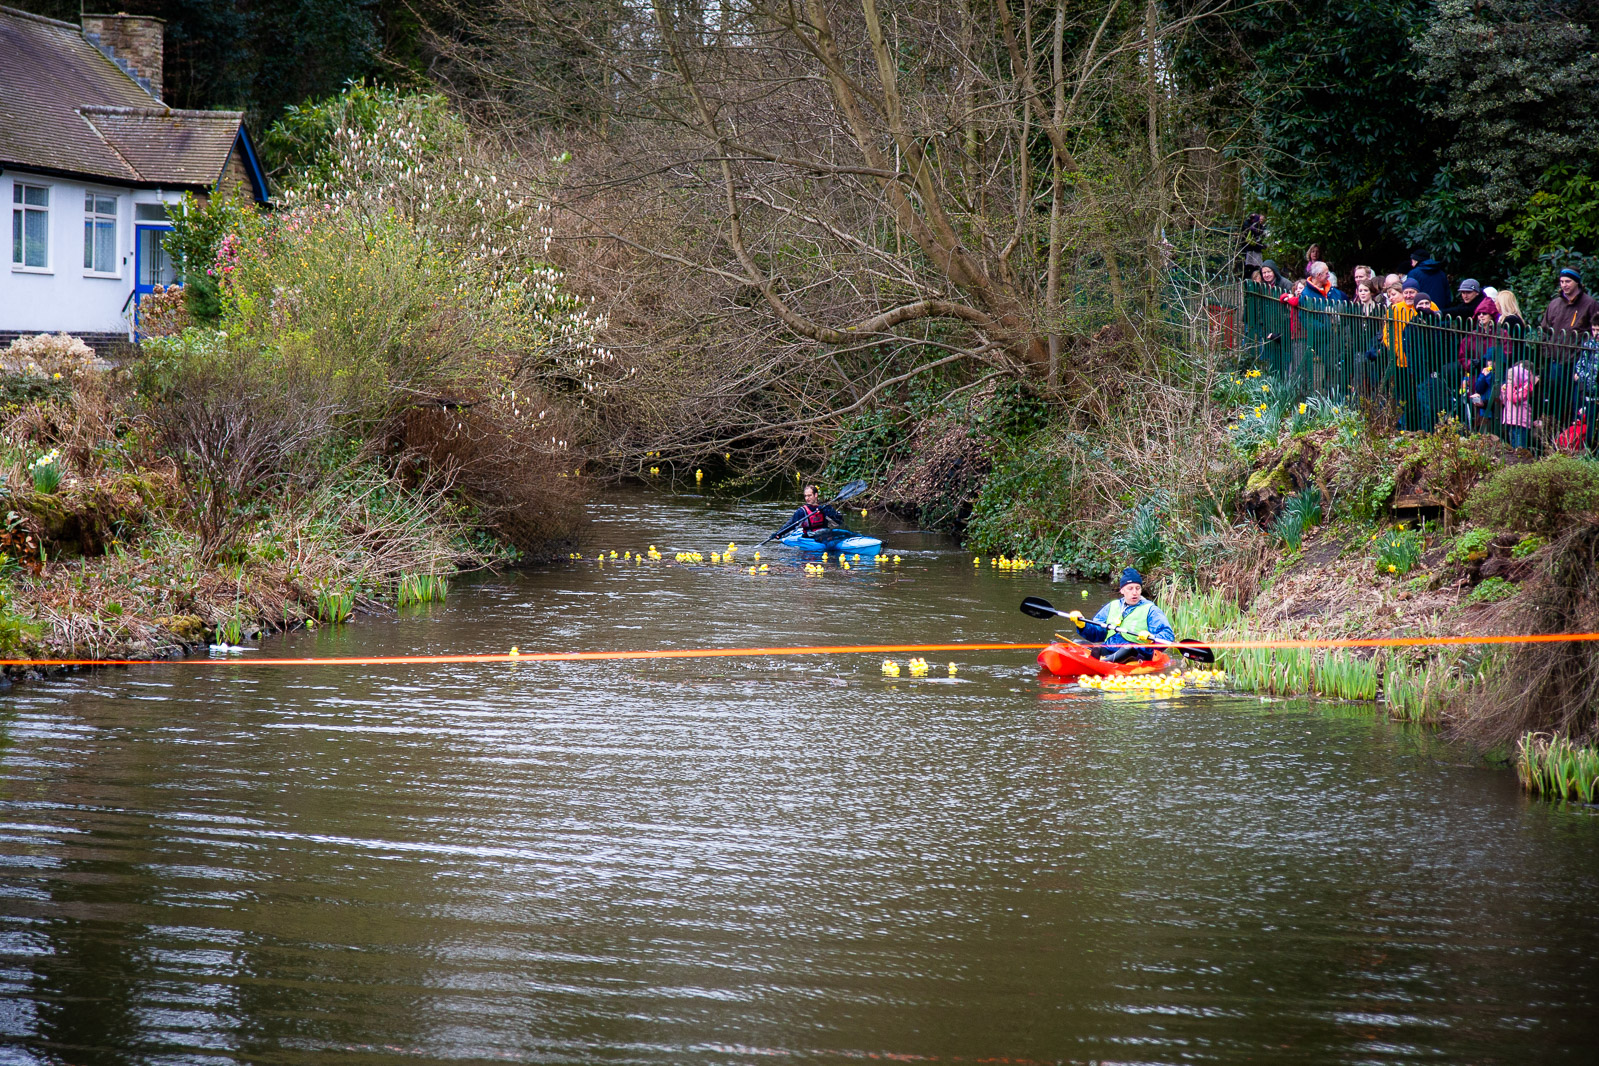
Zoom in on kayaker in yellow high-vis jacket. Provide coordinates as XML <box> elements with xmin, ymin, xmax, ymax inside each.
<box><xmin>1067</xmin><ymin>567</ymin><xmax>1176</xmax><ymax>664</ymax></box>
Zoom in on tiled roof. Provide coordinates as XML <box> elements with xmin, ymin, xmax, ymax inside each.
<box><xmin>79</xmin><ymin>107</ymin><xmax>244</xmax><ymax>187</ymax></box>
<box><xmin>0</xmin><ymin>5</ymin><xmax>244</xmax><ymax>189</ymax></box>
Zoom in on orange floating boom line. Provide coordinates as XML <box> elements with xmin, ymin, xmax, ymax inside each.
<box><xmin>0</xmin><ymin>642</ymin><xmax>1048</xmax><ymax>669</ymax></box>
<box><xmin>5</xmin><ymin>631</ymin><xmax>1599</xmax><ymax>669</ymax></box>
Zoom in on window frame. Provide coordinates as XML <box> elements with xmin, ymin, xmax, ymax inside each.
<box><xmin>82</xmin><ymin>190</ymin><xmax>120</xmax><ymax>278</ymax></box>
<box><xmin>10</xmin><ymin>181</ymin><xmax>52</xmax><ymax>273</ymax></box>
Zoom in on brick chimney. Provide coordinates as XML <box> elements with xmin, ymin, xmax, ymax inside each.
<box><xmin>82</xmin><ymin>13</ymin><xmax>165</xmax><ymax>102</ymax></box>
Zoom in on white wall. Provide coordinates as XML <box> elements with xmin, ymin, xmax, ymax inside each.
<box><xmin>2</xmin><ymin>168</ymin><xmax>181</xmax><ymax>337</ymax></box>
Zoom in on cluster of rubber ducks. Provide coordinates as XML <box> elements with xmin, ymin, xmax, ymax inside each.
<box><xmin>567</xmin><ymin>545</ymin><xmax>667</xmax><ymax>562</ymax></box>
<box><xmin>975</xmin><ymin>555</ymin><xmax>1037</xmax><ymax>570</ymax></box>
<box><xmin>565</xmin><ymin>543</ymin><xmax>908</xmax><ymax>573</ymax></box>
<box><xmin>1078</xmin><ymin>668</ymin><xmax>1229</xmax><ymax>693</ymax></box>
<box><xmin>881</xmin><ymin>658</ymin><xmax>957</xmax><ymax>677</ymax></box>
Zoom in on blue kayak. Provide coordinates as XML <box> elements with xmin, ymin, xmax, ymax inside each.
<box><xmin>781</xmin><ymin>528</ymin><xmax>883</xmax><ymax>553</ymax></box>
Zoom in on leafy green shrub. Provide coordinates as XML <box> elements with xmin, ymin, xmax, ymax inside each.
<box><xmin>1467</xmin><ymin>577</ymin><xmax>1518</xmax><ymax>604</ymax></box>
<box><xmin>1511</xmin><ymin>534</ymin><xmax>1546</xmax><ymax>559</ymax></box>
<box><xmin>1374</xmin><ymin>527</ymin><xmax>1424</xmax><ymax>576</ymax></box>
<box><xmin>1464</xmin><ymin>456</ymin><xmax>1599</xmax><ymax>533</ymax></box>
<box><xmin>1272</xmin><ymin>486</ymin><xmax>1322</xmax><ymax>550</ymax></box>
<box><xmin>1446</xmin><ymin>527</ymin><xmax>1493</xmax><ymax>565</ymax></box>
<box><xmin>133</xmin><ymin>330</ymin><xmax>358</xmax><ymax>560</ymax></box>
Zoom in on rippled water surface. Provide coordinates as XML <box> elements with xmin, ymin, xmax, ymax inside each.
<box><xmin>3</xmin><ymin>489</ymin><xmax>1599</xmax><ymax>1065</ymax></box>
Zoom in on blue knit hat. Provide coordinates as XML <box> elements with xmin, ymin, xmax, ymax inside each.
<box><xmin>1559</xmin><ymin>267</ymin><xmax>1582</xmax><ymax>284</ymax></box>
<box><xmin>1403</xmin><ymin>275</ymin><xmax>1422</xmax><ymax>291</ymax></box>
<box><xmin>1119</xmin><ymin>567</ymin><xmax>1143</xmax><ymax>587</ymax></box>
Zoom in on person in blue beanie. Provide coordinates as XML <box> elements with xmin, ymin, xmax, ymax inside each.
<box><xmin>1066</xmin><ymin>568</ymin><xmax>1176</xmax><ymax>663</ymax></box>
<box><xmin>1407</xmin><ymin>248</ymin><xmax>1453</xmax><ymax>308</ymax></box>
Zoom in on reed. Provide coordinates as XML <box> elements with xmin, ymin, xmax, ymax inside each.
<box><xmin>1381</xmin><ymin>657</ymin><xmax>1449</xmax><ymax>722</ymax></box>
<box><xmin>213</xmin><ymin>615</ymin><xmax>244</xmax><ymax>645</ymax></box>
<box><xmin>315</xmin><ymin>585</ymin><xmax>355</xmax><ymax>624</ymax></box>
<box><xmin>1315</xmin><ymin>651</ymin><xmax>1380</xmax><ymax>701</ymax></box>
<box><xmin>1516</xmin><ymin>732</ymin><xmax>1599</xmax><ymax>802</ymax></box>
<box><xmin>396</xmin><ymin>572</ymin><xmax>449</xmax><ymax>607</ymax></box>
<box><xmin>1225</xmin><ymin>642</ymin><xmax>1316</xmax><ymax>696</ymax></box>
<box><xmin>1158</xmin><ymin>581</ymin><xmax>1241</xmax><ymax>635</ymax></box>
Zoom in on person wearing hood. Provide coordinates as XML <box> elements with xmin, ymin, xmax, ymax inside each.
<box><xmin>1258</xmin><ymin>260</ymin><xmax>1288</xmax><ymax>291</ymax></box>
<box><xmin>1407</xmin><ymin>248</ymin><xmax>1453</xmax><ymax>308</ymax></box>
<box><xmin>1065</xmin><ymin>568</ymin><xmax>1176</xmax><ymax>664</ymax></box>
<box><xmin>1457</xmin><ymin>294</ymin><xmax>1504</xmax><ymax>375</ymax></box>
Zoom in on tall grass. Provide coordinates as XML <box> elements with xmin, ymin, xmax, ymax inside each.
<box><xmin>1316</xmin><ymin>651</ymin><xmax>1380</xmax><ymax>701</ymax></box>
<box><xmin>1382</xmin><ymin>658</ymin><xmax>1446</xmax><ymax>722</ymax></box>
<box><xmin>1517</xmin><ymin>732</ymin><xmax>1599</xmax><ymax>802</ymax></box>
<box><xmin>1160</xmin><ymin>582</ymin><xmax>1241</xmax><ymax>635</ymax></box>
<box><xmin>315</xmin><ymin>585</ymin><xmax>355</xmax><ymax>624</ymax></box>
<box><xmin>1160</xmin><ymin>582</ymin><xmax>1437</xmax><ymax>711</ymax></box>
<box><xmin>397</xmin><ymin>572</ymin><xmax>449</xmax><ymax>607</ymax></box>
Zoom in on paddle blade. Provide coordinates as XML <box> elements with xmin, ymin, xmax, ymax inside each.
<box><xmin>1019</xmin><ymin>596</ymin><xmax>1060</xmax><ymax>620</ymax></box>
<box><xmin>1173</xmin><ymin>640</ymin><xmax>1215</xmax><ymax>664</ymax></box>
<box><xmin>834</xmin><ymin>479</ymin><xmax>868</xmax><ymax>503</ymax></box>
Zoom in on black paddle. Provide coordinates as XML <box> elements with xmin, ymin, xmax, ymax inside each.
<box><xmin>1019</xmin><ymin>595</ymin><xmax>1216</xmax><ymax>664</ymax></box>
<box><xmin>766</xmin><ymin>479</ymin><xmax>869</xmax><ymax>543</ymax></box>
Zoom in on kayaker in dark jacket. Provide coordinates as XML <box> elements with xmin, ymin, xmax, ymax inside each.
<box><xmin>1066</xmin><ymin>567</ymin><xmax>1176</xmax><ymax>664</ymax></box>
<box><xmin>789</xmin><ymin>485</ymin><xmax>843</xmax><ymax>533</ymax></box>
<box><xmin>1407</xmin><ymin>248</ymin><xmax>1452</xmax><ymax>308</ymax></box>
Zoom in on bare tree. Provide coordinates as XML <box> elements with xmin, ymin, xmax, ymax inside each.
<box><xmin>429</xmin><ymin>0</ymin><xmax>1242</xmax><ymax>463</ymax></box>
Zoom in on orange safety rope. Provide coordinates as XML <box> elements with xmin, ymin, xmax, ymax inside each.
<box><xmin>4</xmin><ymin>632</ymin><xmax>1599</xmax><ymax>669</ymax></box>
<box><xmin>0</xmin><ymin>643</ymin><xmax>1047</xmax><ymax>669</ymax></box>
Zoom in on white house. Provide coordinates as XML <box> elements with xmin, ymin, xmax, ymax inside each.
<box><xmin>0</xmin><ymin>5</ymin><xmax>269</xmax><ymax>352</ymax></box>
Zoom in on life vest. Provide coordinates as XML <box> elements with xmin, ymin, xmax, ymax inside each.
<box><xmin>1106</xmin><ymin>598</ymin><xmax>1153</xmax><ymax>641</ymax></box>
<box><xmin>800</xmin><ymin>504</ymin><xmax>826</xmax><ymax>532</ymax></box>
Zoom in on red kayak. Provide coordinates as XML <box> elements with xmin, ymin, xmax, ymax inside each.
<box><xmin>1037</xmin><ymin>642</ymin><xmax>1171</xmax><ymax>679</ymax></box>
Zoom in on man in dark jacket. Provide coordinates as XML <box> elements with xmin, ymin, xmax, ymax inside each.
<box><xmin>1407</xmin><ymin>248</ymin><xmax>1452</xmax><ymax>308</ymax></box>
<box><xmin>1540</xmin><ymin>268</ymin><xmax>1599</xmax><ymax>336</ymax></box>
<box><xmin>1441</xmin><ymin>278</ymin><xmax>1484</xmax><ymax>323</ymax></box>
<box><xmin>1540</xmin><ymin>268</ymin><xmax>1599</xmax><ymax>429</ymax></box>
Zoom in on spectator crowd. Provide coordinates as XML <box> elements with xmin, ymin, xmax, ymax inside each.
<box><xmin>1242</xmin><ymin>239</ymin><xmax>1599</xmax><ymax>453</ymax></box>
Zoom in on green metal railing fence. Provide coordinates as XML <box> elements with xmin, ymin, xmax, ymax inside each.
<box><xmin>1236</xmin><ymin>282</ymin><xmax>1597</xmax><ymax>454</ymax></box>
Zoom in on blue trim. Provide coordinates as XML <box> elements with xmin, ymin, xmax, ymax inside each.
<box><xmin>231</xmin><ymin>127</ymin><xmax>271</xmax><ymax>204</ymax></box>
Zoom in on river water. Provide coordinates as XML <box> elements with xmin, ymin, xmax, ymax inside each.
<box><xmin>2</xmin><ymin>489</ymin><xmax>1597</xmax><ymax>1064</ymax></box>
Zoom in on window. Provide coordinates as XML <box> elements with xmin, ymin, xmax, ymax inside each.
<box><xmin>10</xmin><ymin>183</ymin><xmax>49</xmax><ymax>269</ymax></box>
<box><xmin>83</xmin><ymin>192</ymin><xmax>117</xmax><ymax>274</ymax></box>
<box><xmin>134</xmin><ymin>202</ymin><xmax>170</xmax><ymax>222</ymax></box>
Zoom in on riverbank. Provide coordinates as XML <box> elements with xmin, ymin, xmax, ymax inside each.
<box><xmin>813</xmin><ymin>365</ymin><xmax>1599</xmax><ymax>792</ymax></box>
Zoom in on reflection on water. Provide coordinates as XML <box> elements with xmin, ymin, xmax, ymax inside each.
<box><xmin>1</xmin><ymin>488</ymin><xmax>1597</xmax><ymax>1064</ymax></box>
